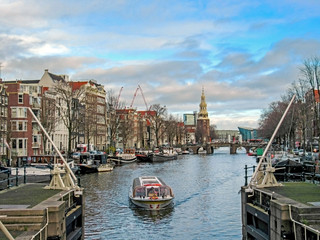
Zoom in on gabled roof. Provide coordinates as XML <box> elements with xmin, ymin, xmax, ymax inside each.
<box><xmin>48</xmin><ymin>72</ymin><xmax>65</xmax><ymax>82</ymax></box>
<box><xmin>69</xmin><ymin>81</ymin><xmax>87</xmax><ymax>91</ymax></box>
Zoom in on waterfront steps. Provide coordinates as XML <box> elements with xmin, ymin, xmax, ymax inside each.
<box><xmin>0</xmin><ymin>209</ymin><xmax>46</xmax><ymax>231</ymax></box>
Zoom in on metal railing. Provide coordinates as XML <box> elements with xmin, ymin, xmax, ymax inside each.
<box><xmin>31</xmin><ymin>208</ymin><xmax>49</xmax><ymax>240</ymax></box>
<box><xmin>0</xmin><ymin>167</ymin><xmax>26</xmax><ymax>190</ymax></box>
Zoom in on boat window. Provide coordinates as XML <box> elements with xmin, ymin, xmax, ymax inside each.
<box><xmin>160</xmin><ymin>186</ymin><xmax>171</xmax><ymax>197</ymax></box>
<box><xmin>147</xmin><ymin>187</ymin><xmax>159</xmax><ymax>197</ymax></box>
<box><xmin>134</xmin><ymin>187</ymin><xmax>146</xmax><ymax>197</ymax></box>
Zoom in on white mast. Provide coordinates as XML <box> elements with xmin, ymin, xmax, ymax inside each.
<box><xmin>27</xmin><ymin>107</ymin><xmax>79</xmax><ymax>190</ymax></box>
<box><xmin>248</xmin><ymin>94</ymin><xmax>296</xmax><ymax>189</ymax></box>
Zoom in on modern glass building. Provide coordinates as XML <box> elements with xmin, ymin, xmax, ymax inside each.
<box><xmin>238</xmin><ymin>127</ymin><xmax>258</xmax><ymax>141</ymax></box>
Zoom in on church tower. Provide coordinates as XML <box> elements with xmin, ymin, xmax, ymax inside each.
<box><xmin>196</xmin><ymin>87</ymin><xmax>210</xmax><ymax>144</ymax></box>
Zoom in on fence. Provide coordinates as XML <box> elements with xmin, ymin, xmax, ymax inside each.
<box><xmin>0</xmin><ymin>166</ymin><xmax>26</xmax><ymax>190</ymax></box>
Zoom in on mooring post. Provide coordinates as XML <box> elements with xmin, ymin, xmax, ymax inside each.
<box><xmin>15</xmin><ymin>167</ymin><xmax>18</xmax><ymax>186</ymax></box>
<box><xmin>244</xmin><ymin>165</ymin><xmax>248</xmax><ymax>186</ymax></box>
<box><xmin>7</xmin><ymin>169</ymin><xmax>10</xmax><ymax>188</ymax></box>
<box><xmin>24</xmin><ymin>165</ymin><xmax>26</xmax><ymax>184</ymax></box>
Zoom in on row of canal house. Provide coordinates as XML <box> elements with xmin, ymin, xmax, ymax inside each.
<box><xmin>0</xmin><ymin>69</ymin><xmax>111</xmax><ymax>165</ymax></box>
<box><xmin>0</xmin><ymin>69</ymin><xmax>191</xmax><ymax>166</ymax></box>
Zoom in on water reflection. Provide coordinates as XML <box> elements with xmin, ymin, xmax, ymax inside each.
<box><xmin>131</xmin><ymin>205</ymin><xmax>174</xmax><ymax>223</ymax></box>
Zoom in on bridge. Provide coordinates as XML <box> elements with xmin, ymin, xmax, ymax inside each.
<box><xmin>185</xmin><ymin>142</ymin><xmax>266</xmax><ymax>154</ymax></box>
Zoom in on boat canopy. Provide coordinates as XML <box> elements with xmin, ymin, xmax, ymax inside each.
<box><xmin>132</xmin><ymin>176</ymin><xmax>173</xmax><ymax>198</ymax></box>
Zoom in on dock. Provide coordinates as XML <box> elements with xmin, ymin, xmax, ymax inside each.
<box><xmin>241</xmin><ymin>182</ymin><xmax>320</xmax><ymax>239</ymax></box>
<box><xmin>0</xmin><ymin>183</ymin><xmax>84</xmax><ymax>240</ymax></box>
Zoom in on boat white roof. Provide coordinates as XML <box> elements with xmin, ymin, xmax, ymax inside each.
<box><xmin>133</xmin><ymin>176</ymin><xmax>167</xmax><ymax>188</ymax></box>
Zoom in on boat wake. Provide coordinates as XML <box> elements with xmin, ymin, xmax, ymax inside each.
<box><xmin>174</xmin><ymin>192</ymin><xmax>201</xmax><ymax>207</ymax></box>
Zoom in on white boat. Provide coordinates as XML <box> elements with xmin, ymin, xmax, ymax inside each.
<box><xmin>198</xmin><ymin>147</ymin><xmax>207</xmax><ymax>154</ymax></box>
<box><xmin>129</xmin><ymin>176</ymin><xmax>174</xmax><ymax>210</ymax></box>
<box><xmin>97</xmin><ymin>163</ymin><xmax>114</xmax><ymax>172</ymax></box>
<box><xmin>109</xmin><ymin>149</ymin><xmax>137</xmax><ymax>164</ymax></box>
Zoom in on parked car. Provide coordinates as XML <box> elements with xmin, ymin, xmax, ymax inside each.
<box><xmin>72</xmin><ymin>152</ymin><xmax>81</xmax><ymax>160</ymax></box>
<box><xmin>298</xmin><ymin>149</ymin><xmax>305</xmax><ymax>156</ymax></box>
<box><xmin>293</xmin><ymin>148</ymin><xmax>300</xmax><ymax>155</ymax></box>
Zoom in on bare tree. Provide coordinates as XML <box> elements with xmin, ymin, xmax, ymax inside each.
<box><xmin>118</xmin><ymin>110</ymin><xmax>134</xmax><ymax>150</ymax></box>
<box><xmin>300</xmin><ymin>57</ymin><xmax>320</xmax><ymax>151</ymax></box>
<box><xmin>106</xmin><ymin>89</ymin><xmax>125</xmax><ymax>151</ymax></box>
<box><xmin>164</xmin><ymin>114</ymin><xmax>177</xmax><ymax>146</ymax></box>
<box><xmin>149</xmin><ymin>104</ymin><xmax>167</xmax><ymax>147</ymax></box>
<box><xmin>209</xmin><ymin>124</ymin><xmax>218</xmax><ymax>141</ymax></box>
<box><xmin>41</xmin><ymin>91</ymin><xmax>57</xmax><ymax>154</ymax></box>
<box><xmin>84</xmin><ymin>93</ymin><xmax>98</xmax><ymax>148</ymax></box>
<box><xmin>54</xmin><ymin>81</ymin><xmax>85</xmax><ymax>156</ymax></box>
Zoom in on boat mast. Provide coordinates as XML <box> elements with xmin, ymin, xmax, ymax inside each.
<box><xmin>27</xmin><ymin>107</ymin><xmax>79</xmax><ymax>190</ymax></box>
<box><xmin>248</xmin><ymin>94</ymin><xmax>296</xmax><ymax>189</ymax></box>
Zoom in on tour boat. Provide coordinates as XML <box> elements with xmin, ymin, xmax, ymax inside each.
<box><xmin>129</xmin><ymin>176</ymin><xmax>174</xmax><ymax>210</ymax></box>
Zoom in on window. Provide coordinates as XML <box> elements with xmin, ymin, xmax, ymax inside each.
<box><xmin>19</xmin><ymin>139</ymin><xmax>23</xmax><ymax>148</ymax></box>
<box><xmin>18</xmin><ymin>94</ymin><xmax>23</xmax><ymax>104</ymax></box>
<box><xmin>11</xmin><ymin>107</ymin><xmax>27</xmax><ymax>118</ymax></box>
<box><xmin>12</xmin><ymin>139</ymin><xmax>16</xmax><ymax>149</ymax></box>
<box><xmin>11</xmin><ymin>121</ymin><xmax>27</xmax><ymax>131</ymax></box>
<box><xmin>11</xmin><ymin>121</ymin><xmax>17</xmax><ymax>131</ymax></box>
<box><xmin>11</xmin><ymin>108</ymin><xmax>17</xmax><ymax>118</ymax></box>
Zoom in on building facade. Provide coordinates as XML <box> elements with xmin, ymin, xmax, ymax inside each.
<box><xmin>0</xmin><ymin>81</ymin><xmax>8</xmax><ymax>161</ymax></box>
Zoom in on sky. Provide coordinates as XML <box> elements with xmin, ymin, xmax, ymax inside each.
<box><xmin>1</xmin><ymin>0</ymin><xmax>320</xmax><ymax>130</ymax></box>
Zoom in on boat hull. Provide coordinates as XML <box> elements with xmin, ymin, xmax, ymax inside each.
<box><xmin>130</xmin><ymin>197</ymin><xmax>173</xmax><ymax>210</ymax></box>
<box><xmin>109</xmin><ymin>156</ymin><xmax>137</xmax><ymax>164</ymax></box>
<box><xmin>78</xmin><ymin>164</ymin><xmax>98</xmax><ymax>174</ymax></box>
<box><xmin>150</xmin><ymin>154</ymin><xmax>177</xmax><ymax>162</ymax></box>
<box><xmin>136</xmin><ymin>154</ymin><xmax>151</xmax><ymax>162</ymax></box>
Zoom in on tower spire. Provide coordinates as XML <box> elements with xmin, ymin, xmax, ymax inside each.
<box><xmin>198</xmin><ymin>87</ymin><xmax>208</xmax><ymax>119</ymax></box>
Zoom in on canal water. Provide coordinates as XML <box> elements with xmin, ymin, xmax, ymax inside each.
<box><xmin>81</xmin><ymin>147</ymin><xmax>255</xmax><ymax>240</ymax></box>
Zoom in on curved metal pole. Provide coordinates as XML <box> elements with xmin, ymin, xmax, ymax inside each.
<box><xmin>250</xmin><ymin>94</ymin><xmax>296</xmax><ymax>186</ymax></box>
<box><xmin>27</xmin><ymin>107</ymin><xmax>77</xmax><ymax>182</ymax></box>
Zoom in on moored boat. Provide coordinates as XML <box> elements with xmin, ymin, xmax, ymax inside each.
<box><xmin>135</xmin><ymin>150</ymin><xmax>152</xmax><ymax>162</ymax></box>
<box><xmin>78</xmin><ymin>159</ymin><xmax>98</xmax><ymax>174</ymax></box>
<box><xmin>97</xmin><ymin>163</ymin><xmax>114</xmax><ymax>172</ymax></box>
<box><xmin>129</xmin><ymin>176</ymin><xmax>174</xmax><ymax>210</ymax></box>
<box><xmin>109</xmin><ymin>148</ymin><xmax>137</xmax><ymax>164</ymax></box>
<box><xmin>149</xmin><ymin>152</ymin><xmax>178</xmax><ymax>162</ymax></box>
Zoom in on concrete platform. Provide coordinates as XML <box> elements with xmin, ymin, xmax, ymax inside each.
<box><xmin>0</xmin><ymin>183</ymin><xmax>62</xmax><ymax>208</ymax></box>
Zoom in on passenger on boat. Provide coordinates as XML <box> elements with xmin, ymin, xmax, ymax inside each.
<box><xmin>148</xmin><ymin>187</ymin><xmax>158</xmax><ymax>197</ymax></box>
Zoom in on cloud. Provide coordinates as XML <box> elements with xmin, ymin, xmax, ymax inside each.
<box><xmin>1</xmin><ymin>0</ymin><xmax>320</xmax><ymax>131</ymax></box>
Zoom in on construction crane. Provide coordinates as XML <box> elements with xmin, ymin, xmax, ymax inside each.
<box><xmin>130</xmin><ymin>85</ymin><xmax>149</xmax><ymax>110</ymax></box>
<box><xmin>130</xmin><ymin>86</ymin><xmax>140</xmax><ymax>108</ymax></box>
<box><xmin>115</xmin><ymin>86</ymin><xmax>123</xmax><ymax>109</ymax></box>
<box><xmin>138</xmin><ymin>85</ymin><xmax>149</xmax><ymax>111</ymax></box>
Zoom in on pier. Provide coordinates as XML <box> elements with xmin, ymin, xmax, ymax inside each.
<box><xmin>0</xmin><ymin>183</ymin><xmax>84</xmax><ymax>240</ymax></box>
<box><xmin>241</xmin><ymin>182</ymin><xmax>320</xmax><ymax>239</ymax></box>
